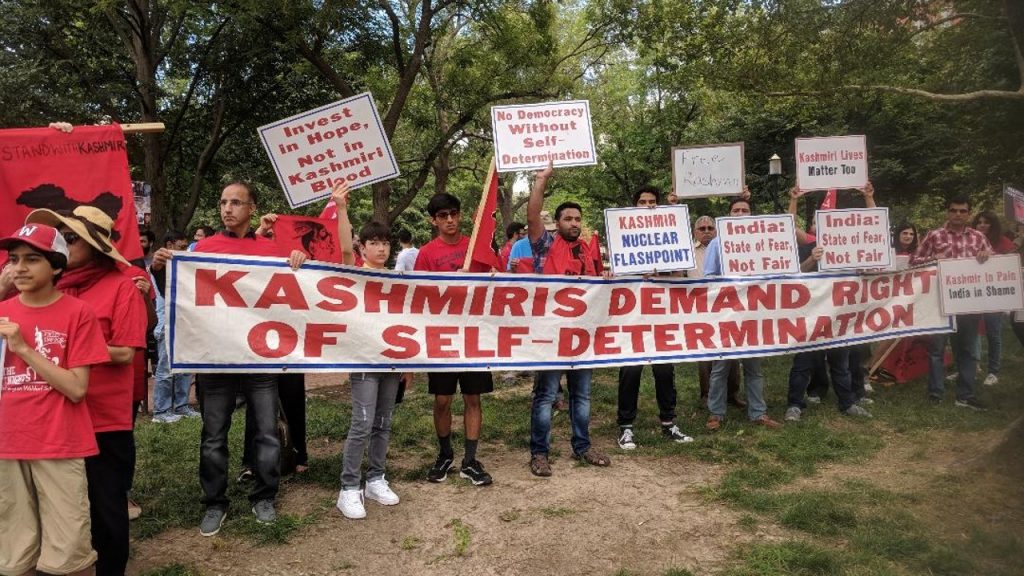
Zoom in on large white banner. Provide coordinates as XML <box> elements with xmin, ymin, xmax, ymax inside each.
<box><xmin>167</xmin><ymin>253</ymin><xmax>953</xmax><ymax>373</ymax></box>
<box><xmin>604</xmin><ymin>205</ymin><xmax>695</xmax><ymax>276</ymax></box>
<box><xmin>258</xmin><ymin>93</ymin><xmax>400</xmax><ymax>208</ymax></box>
<box><xmin>490</xmin><ymin>100</ymin><xmax>597</xmax><ymax>172</ymax></box>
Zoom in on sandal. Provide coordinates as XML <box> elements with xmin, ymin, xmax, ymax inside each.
<box><xmin>575</xmin><ymin>449</ymin><xmax>610</xmax><ymax>467</ymax></box>
<box><xmin>530</xmin><ymin>454</ymin><xmax>552</xmax><ymax>477</ymax></box>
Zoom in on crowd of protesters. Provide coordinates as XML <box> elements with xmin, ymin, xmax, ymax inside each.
<box><xmin>1</xmin><ymin>126</ymin><xmax>1020</xmax><ymax>576</ymax></box>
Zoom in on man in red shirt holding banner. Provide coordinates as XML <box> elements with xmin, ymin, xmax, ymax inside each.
<box><xmin>526</xmin><ymin>162</ymin><xmax>610</xmax><ymax>477</ymax></box>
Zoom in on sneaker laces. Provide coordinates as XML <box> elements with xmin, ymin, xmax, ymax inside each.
<box><xmin>620</xmin><ymin>428</ymin><xmax>634</xmax><ymax>443</ymax></box>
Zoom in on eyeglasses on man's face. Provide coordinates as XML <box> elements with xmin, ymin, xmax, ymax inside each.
<box><xmin>434</xmin><ymin>210</ymin><xmax>460</xmax><ymax>220</ymax></box>
<box><xmin>219</xmin><ymin>199</ymin><xmax>253</xmax><ymax>208</ymax></box>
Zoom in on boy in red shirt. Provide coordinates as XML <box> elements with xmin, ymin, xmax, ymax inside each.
<box><xmin>0</xmin><ymin>224</ymin><xmax>110</xmax><ymax>576</ymax></box>
<box><xmin>414</xmin><ymin>193</ymin><xmax>494</xmax><ymax>486</ymax></box>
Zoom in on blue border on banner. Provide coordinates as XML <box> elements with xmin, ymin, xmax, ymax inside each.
<box><xmin>257</xmin><ymin>93</ymin><xmax>400</xmax><ymax>208</ymax></box>
<box><xmin>167</xmin><ymin>253</ymin><xmax>956</xmax><ymax>373</ymax></box>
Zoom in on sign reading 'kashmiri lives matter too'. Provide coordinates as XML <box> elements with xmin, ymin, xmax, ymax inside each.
<box><xmin>259</xmin><ymin>93</ymin><xmax>400</xmax><ymax>208</ymax></box>
<box><xmin>671</xmin><ymin>143</ymin><xmax>745</xmax><ymax>199</ymax></box>
<box><xmin>937</xmin><ymin>254</ymin><xmax>1024</xmax><ymax>315</ymax></box>
<box><xmin>491</xmin><ymin>100</ymin><xmax>597</xmax><ymax>173</ymax></box>
<box><xmin>795</xmin><ymin>135</ymin><xmax>868</xmax><ymax>193</ymax></box>
<box><xmin>716</xmin><ymin>215</ymin><xmax>801</xmax><ymax>276</ymax></box>
<box><xmin>604</xmin><ymin>205</ymin><xmax>696</xmax><ymax>276</ymax></box>
<box><xmin>167</xmin><ymin>253</ymin><xmax>954</xmax><ymax>373</ymax></box>
<box><xmin>814</xmin><ymin>208</ymin><xmax>892</xmax><ymax>271</ymax></box>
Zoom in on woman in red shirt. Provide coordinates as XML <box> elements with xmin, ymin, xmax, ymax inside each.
<box><xmin>971</xmin><ymin>211</ymin><xmax>1014</xmax><ymax>386</ymax></box>
<box><xmin>25</xmin><ymin>206</ymin><xmax>147</xmax><ymax>576</ymax></box>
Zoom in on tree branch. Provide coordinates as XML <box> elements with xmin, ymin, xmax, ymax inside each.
<box><xmin>766</xmin><ymin>84</ymin><xmax>1024</xmax><ymax>102</ymax></box>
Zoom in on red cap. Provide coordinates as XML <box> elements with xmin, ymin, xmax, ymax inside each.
<box><xmin>0</xmin><ymin>224</ymin><xmax>70</xmax><ymax>259</ymax></box>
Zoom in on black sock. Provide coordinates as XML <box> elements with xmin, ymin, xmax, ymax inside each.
<box><xmin>438</xmin><ymin>435</ymin><xmax>453</xmax><ymax>458</ymax></box>
<box><xmin>463</xmin><ymin>439</ymin><xmax>478</xmax><ymax>464</ymax></box>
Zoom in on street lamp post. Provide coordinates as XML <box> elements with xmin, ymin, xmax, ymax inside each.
<box><xmin>769</xmin><ymin>153</ymin><xmax>782</xmax><ymax>212</ymax></box>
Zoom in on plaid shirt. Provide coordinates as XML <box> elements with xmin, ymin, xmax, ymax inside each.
<box><xmin>910</xmin><ymin>224</ymin><xmax>992</xmax><ymax>265</ymax></box>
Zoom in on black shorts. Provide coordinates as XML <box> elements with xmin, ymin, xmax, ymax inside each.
<box><xmin>427</xmin><ymin>371</ymin><xmax>494</xmax><ymax>396</ymax></box>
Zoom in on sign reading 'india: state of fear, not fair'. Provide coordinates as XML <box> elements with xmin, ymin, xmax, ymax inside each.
<box><xmin>259</xmin><ymin>93</ymin><xmax>400</xmax><ymax>208</ymax></box>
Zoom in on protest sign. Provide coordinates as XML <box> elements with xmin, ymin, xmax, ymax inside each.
<box><xmin>671</xmin><ymin>143</ymin><xmax>745</xmax><ymax>198</ymax></box>
<box><xmin>715</xmin><ymin>215</ymin><xmax>800</xmax><ymax>276</ymax></box>
<box><xmin>937</xmin><ymin>254</ymin><xmax>1024</xmax><ymax>315</ymax></box>
<box><xmin>814</xmin><ymin>208</ymin><xmax>891</xmax><ymax>271</ymax></box>
<box><xmin>271</xmin><ymin>215</ymin><xmax>341</xmax><ymax>263</ymax></box>
<box><xmin>258</xmin><ymin>93</ymin><xmax>399</xmax><ymax>208</ymax></box>
<box><xmin>795</xmin><ymin>135</ymin><xmax>868</xmax><ymax>192</ymax></box>
<box><xmin>490</xmin><ymin>100</ymin><xmax>597</xmax><ymax>172</ymax></box>
<box><xmin>167</xmin><ymin>253</ymin><xmax>952</xmax><ymax>373</ymax></box>
<box><xmin>604</xmin><ymin>205</ymin><xmax>695</xmax><ymax>276</ymax></box>
<box><xmin>0</xmin><ymin>125</ymin><xmax>142</xmax><ymax>262</ymax></box>
<box><xmin>1004</xmin><ymin>185</ymin><xmax>1024</xmax><ymax>225</ymax></box>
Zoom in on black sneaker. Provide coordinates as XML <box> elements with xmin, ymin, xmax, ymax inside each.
<box><xmin>427</xmin><ymin>454</ymin><xmax>454</xmax><ymax>482</ymax></box>
<box><xmin>236</xmin><ymin>467</ymin><xmax>253</xmax><ymax>484</ymax></box>
<box><xmin>459</xmin><ymin>459</ymin><xmax>493</xmax><ymax>486</ymax></box>
<box><xmin>954</xmin><ymin>397</ymin><xmax>988</xmax><ymax>411</ymax></box>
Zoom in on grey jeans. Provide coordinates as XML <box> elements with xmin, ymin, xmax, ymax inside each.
<box><xmin>341</xmin><ymin>372</ymin><xmax>401</xmax><ymax>489</ymax></box>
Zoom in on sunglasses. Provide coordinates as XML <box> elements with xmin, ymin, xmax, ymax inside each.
<box><xmin>63</xmin><ymin>231</ymin><xmax>81</xmax><ymax>245</ymax></box>
<box><xmin>698</xmin><ymin>226</ymin><xmax>715</xmax><ymax>231</ymax></box>
<box><xmin>434</xmin><ymin>210</ymin><xmax>460</xmax><ymax>220</ymax></box>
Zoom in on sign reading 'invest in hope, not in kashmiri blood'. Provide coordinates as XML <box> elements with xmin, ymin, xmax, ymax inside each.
<box><xmin>258</xmin><ymin>93</ymin><xmax>400</xmax><ymax>208</ymax></box>
<box><xmin>716</xmin><ymin>215</ymin><xmax>801</xmax><ymax>276</ymax></box>
<box><xmin>604</xmin><ymin>205</ymin><xmax>696</xmax><ymax>276</ymax></box>
<box><xmin>795</xmin><ymin>135</ymin><xmax>868</xmax><ymax>193</ymax></box>
<box><xmin>937</xmin><ymin>254</ymin><xmax>1024</xmax><ymax>316</ymax></box>
<box><xmin>490</xmin><ymin>100</ymin><xmax>597</xmax><ymax>173</ymax></box>
<box><xmin>814</xmin><ymin>208</ymin><xmax>892</xmax><ymax>271</ymax></box>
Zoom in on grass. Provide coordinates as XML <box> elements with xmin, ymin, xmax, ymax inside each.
<box><xmin>131</xmin><ymin>330</ymin><xmax>1024</xmax><ymax>575</ymax></box>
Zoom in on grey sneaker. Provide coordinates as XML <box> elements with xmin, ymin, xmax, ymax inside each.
<box><xmin>954</xmin><ymin>397</ymin><xmax>988</xmax><ymax>411</ymax></box>
<box><xmin>252</xmin><ymin>499</ymin><xmax>277</xmax><ymax>524</ymax></box>
<box><xmin>174</xmin><ymin>406</ymin><xmax>201</xmax><ymax>419</ymax></box>
<box><xmin>857</xmin><ymin>397</ymin><xmax>875</xmax><ymax>406</ymax></box>
<box><xmin>784</xmin><ymin>406</ymin><xmax>802</xmax><ymax>421</ymax></box>
<box><xmin>806</xmin><ymin>395</ymin><xmax>821</xmax><ymax>405</ymax></box>
<box><xmin>199</xmin><ymin>508</ymin><xmax>227</xmax><ymax>536</ymax></box>
<box><xmin>843</xmin><ymin>404</ymin><xmax>873</xmax><ymax>418</ymax></box>
<box><xmin>152</xmin><ymin>412</ymin><xmax>182</xmax><ymax>424</ymax></box>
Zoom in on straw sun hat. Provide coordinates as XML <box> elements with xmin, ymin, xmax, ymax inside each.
<box><xmin>25</xmin><ymin>206</ymin><xmax>131</xmax><ymax>267</ymax></box>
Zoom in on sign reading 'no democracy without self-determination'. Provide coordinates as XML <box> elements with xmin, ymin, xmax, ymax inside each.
<box><xmin>490</xmin><ymin>100</ymin><xmax>597</xmax><ymax>173</ymax></box>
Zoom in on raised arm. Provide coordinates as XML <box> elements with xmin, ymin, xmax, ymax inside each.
<box><xmin>527</xmin><ymin>161</ymin><xmax>553</xmax><ymax>242</ymax></box>
<box><xmin>788</xmin><ymin>186</ymin><xmax>811</xmax><ymax>245</ymax></box>
<box><xmin>331</xmin><ymin>182</ymin><xmax>355</xmax><ymax>266</ymax></box>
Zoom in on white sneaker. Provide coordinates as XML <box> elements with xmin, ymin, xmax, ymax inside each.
<box><xmin>152</xmin><ymin>412</ymin><xmax>182</xmax><ymax>424</ymax></box>
<box><xmin>945</xmin><ymin>373</ymin><xmax>958</xmax><ymax>382</ymax></box>
<box><xmin>863</xmin><ymin>382</ymin><xmax>874</xmax><ymax>393</ymax></box>
<box><xmin>784</xmin><ymin>406</ymin><xmax>802</xmax><ymax>421</ymax></box>
<box><xmin>364</xmin><ymin>478</ymin><xmax>399</xmax><ymax>506</ymax></box>
<box><xmin>617</xmin><ymin>428</ymin><xmax>637</xmax><ymax>450</ymax></box>
<box><xmin>337</xmin><ymin>489</ymin><xmax>366</xmax><ymax>519</ymax></box>
<box><xmin>983</xmin><ymin>373</ymin><xmax>999</xmax><ymax>386</ymax></box>
<box><xmin>806</xmin><ymin>396</ymin><xmax>821</xmax><ymax>405</ymax></box>
<box><xmin>858</xmin><ymin>397</ymin><xmax>875</xmax><ymax>406</ymax></box>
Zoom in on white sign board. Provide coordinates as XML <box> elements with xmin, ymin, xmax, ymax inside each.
<box><xmin>604</xmin><ymin>205</ymin><xmax>695</xmax><ymax>276</ymax></box>
<box><xmin>671</xmin><ymin>143</ymin><xmax>745</xmax><ymax>198</ymax></box>
<box><xmin>491</xmin><ymin>100</ymin><xmax>597</xmax><ymax>173</ymax></box>
<box><xmin>937</xmin><ymin>254</ymin><xmax>1024</xmax><ymax>315</ymax></box>
<box><xmin>795</xmin><ymin>135</ymin><xmax>868</xmax><ymax>192</ymax></box>
<box><xmin>814</xmin><ymin>208</ymin><xmax>891</xmax><ymax>271</ymax></box>
<box><xmin>259</xmin><ymin>93</ymin><xmax>400</xmax><ymax>208</ymax></box>
<box><xmin>716</xmin><ymin>215</ymin><xmax>801</xmax><ymax>276</ymax></box>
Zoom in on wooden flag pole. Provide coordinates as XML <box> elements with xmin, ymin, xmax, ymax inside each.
<box><xmin>462</xmin><ymin>156</ymin><xmax>497</xmax><ymax>272</ymax></box>
<box><xmin>120</xmin><ymin>123</ymin><xmax>165</xmax><ymax>134</ymax></box>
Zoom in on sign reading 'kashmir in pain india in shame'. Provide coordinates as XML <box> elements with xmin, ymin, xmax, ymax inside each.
<box><xmin>604</xmin><ymin>205</ymin><xmax>696</xmax><ymax>276</ymax></box>
<box><xmin>937</xmin><ymin>254</ymin><xmax>1024</xmax><ymax>316</ymax></box>
<box><xmin>167</xmin><ymin>253</ymin><xmax>954</xmax><ymax>373</ymax></box>
<box><xmin>259</xmin><ymin>93</ymin><xmax>400</xmax><ymax>208</ymax></box>
<box><xmin>814</xmin><ymin>208</ymin><xmax>892</xmax><ymax>271</ymax></box>
<box><xmin>671</xmin><ymin>143</ymin><xmax>745</xmax><ymax>198</ymax></box>
<box><xmin>716</xmin><ymin>215</ymin><xmax>801</xmax><ymax>276</ymax></box>
<box><xmin>491</xmin><ymin>100</ymin><xmax>597</xmax><ymax>173</ymax></box>
<box><xmin>795</xmin><ymin>135</ymin><xmax>868</xmax><ymax>193</ymax></box>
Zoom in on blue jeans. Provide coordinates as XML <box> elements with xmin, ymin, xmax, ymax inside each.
<box><xmin>979</xmin><ymin>312</ymin><xmax>1003</xmax><ymax>375</ymax></box>
<box><xmin>531</xmin><ymin>369</ymin><xmax>592</xmax><ymax>456</ymax></box>
<box><xmin>153</xmin><ymin>331</ymin><xmax>193</xmax><ymax>415</ymax></box>
<box><xmin>199</xmin><ymin>374</ymin><xmax>280</xmax><ymax>509</ymax></box>
<box><xmin>709</xmin><ymin>358</ymin><xmax>765</xmax><ymax>420</ymax></box>
<box><xmin>928</xmin><ymin>315</ymin><xmax>980</xmax><ymax>401</ymax></box>
<box><xmin>787</xmin><ymin>348</ymin><xmax>855</xmax><ymax>412</ymax></box>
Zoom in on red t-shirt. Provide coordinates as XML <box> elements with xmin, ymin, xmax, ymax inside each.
<box><xmin>77</xmin><ymin>270</ymin><xmax>148</xmax><ymax>432</ymax></box>
<box><xmin>413</xmin><ymin>235</ymin><xmax>491</xmax><ymax>273</ymax></box>
<box><xmin>195</xmin><ymin>231</ymin><xmax>285</xmax><ymax>257</ymax></box>
<box><xmin>123</xmin><ymin>265</ymin><xmax>155</xmax><ymax>402</ymax></box>
<box><xmin>0</xmin><ymin>295</ymin><xmax>110</xmax><ymax>459</ymax></box>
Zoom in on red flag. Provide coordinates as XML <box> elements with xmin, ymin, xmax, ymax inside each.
<box><xmin>464</xmin><ymin>158</ymin><xmax>500</xmax><ymax>271</ymax></box>
<box><xmin>0</xmin><ymin>124</ymin><xmax>142</xmax><ymax>262</ymax></box>
<box><xmin>319</xmin><ymin>199</ymin><xmax>338</xmax><ymax>220</ymax></box>
<box><xmin>820</xmin><ymin>189</ymin><xmax>838</xmax><ymax>211</ymax></box>
<box><xmin>271</xmin><ymin>214</ymin><xmax>342</xmax><ymax>263</ymax></box>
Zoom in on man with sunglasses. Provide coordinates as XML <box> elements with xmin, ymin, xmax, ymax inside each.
<box><xmin>911</xmin><ymin>197</ymin><xmax>992</xmax><ymax>410</ymax></box>
<box><xmin>413</xmin><ymin>193</ymin><xmax>495</xmax><ymax>486</ymax></box>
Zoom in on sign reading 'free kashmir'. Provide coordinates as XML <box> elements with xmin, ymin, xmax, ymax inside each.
<box><xmin>490</xmin><ymin>100</ymin><xmax>597</xmax><ymax>173</ymax></box>
<box><xmin>258</xmin><ymin>93</ymin><xmax>400</xmax><ymax>208</ymax></box>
